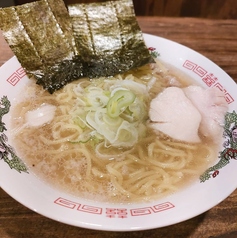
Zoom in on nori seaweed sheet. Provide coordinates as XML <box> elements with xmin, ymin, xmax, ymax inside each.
<box><xmin>0</xmin><ymin>0</ymin><xmax>79</xmax><ymax>92</ymax></box>
<box><xmin>0</xmin><ymin>0</ymin><xmax>153</xmax><ymax>93</ymax></box>
<box><xmin>68</xmin><ymin>0</ymin><xmax>153</xmax><ymax>78</ymax></box>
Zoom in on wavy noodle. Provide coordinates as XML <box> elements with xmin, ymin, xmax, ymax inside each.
<box><xmin>11</xmin><ymin>61</ymin><xmax>218</xmax><ymax>203</ymax></box>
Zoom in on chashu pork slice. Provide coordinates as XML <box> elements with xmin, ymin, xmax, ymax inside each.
<box><xmin>149</xmin><ymin>87</ymin><xmax>202</xmax><ymax>143</ymax></box>
<box><xmin>183</xmin><ymin>86</ymin><xmax>228</xmax><ymax>140</ymax></box>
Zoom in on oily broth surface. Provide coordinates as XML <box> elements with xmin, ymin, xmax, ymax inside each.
<box><xmin>11</xmin><ymin>61</ymin><xmax>218</xmax><ymax>203</ymax></box>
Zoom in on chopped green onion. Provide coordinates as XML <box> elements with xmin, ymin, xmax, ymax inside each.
<box><xmin>107</xmin><ymin>90</ymin><xmax>136</xmax><ymax>118</ymax></box>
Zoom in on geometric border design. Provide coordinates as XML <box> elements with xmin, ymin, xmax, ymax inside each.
<box><xmin>54</xmin><ymin>197</ymin><xmax>175</xmax><ymax>219</ymax></box>
<box><xmin>6</xmin><ymin>67</ymin><xmax>26</xmax><ymax>86</ymax></box>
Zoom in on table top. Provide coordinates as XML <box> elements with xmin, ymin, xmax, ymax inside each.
<box><xmin>0</xmin><ymin>16</ymin><xmax>237</xmax><ymax>238</ymax></box>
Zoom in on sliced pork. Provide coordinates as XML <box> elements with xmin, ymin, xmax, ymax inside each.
<box><xmin>149</xmin><ymin>85</ymin><xmax>228</xmax><ymax>143</ymax></box>
<box><xmin>149</xmin><ymin>87</ymin><xmax>202</xmax><ymax>143</ymax></box>
<box><xmin>183</xmin><ymin>86</ymin><xmax>228</xmax><ymax>140</ymax></box>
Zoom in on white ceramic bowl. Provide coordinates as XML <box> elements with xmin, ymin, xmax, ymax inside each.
<box><xmin>0</xmin><ymin>34</ymin><xmax>237</xmax><ymax>231</ymax></box>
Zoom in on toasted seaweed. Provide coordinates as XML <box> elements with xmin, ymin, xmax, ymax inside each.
<box><xmin>0</xmin><ymin>0</ymin><xmax>79</xmax><ymax>93</ymax></box>
<box><xmin>0</xmin><ymin>0</ymin><xmax>153</xmax><ymax>93</ymax></box>
<box><xmin>68</xmin><ymin>0</ymin><xmax>153</xmax><ymax>78</ymax></box>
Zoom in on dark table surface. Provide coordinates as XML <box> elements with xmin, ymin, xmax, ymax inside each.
<box><xmin>0</xmin><ymin>16</ymin><xmax>237</xmax><ymax>238</ymax></box>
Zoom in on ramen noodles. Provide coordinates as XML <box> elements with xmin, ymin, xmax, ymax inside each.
<box><xmin>11</xmin><ymin>60</ymin><xmax>224</xmax><ymax>203</ymax></box>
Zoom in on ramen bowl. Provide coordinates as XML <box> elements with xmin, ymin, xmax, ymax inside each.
<box><xmin>0</xmin><ymin>34</ymin><xmax>237</xmax><ymax>231</ymax></box>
